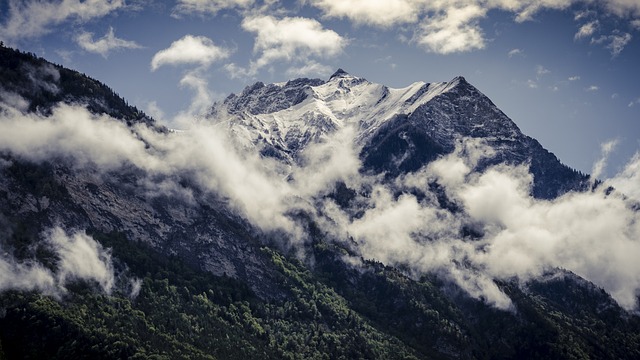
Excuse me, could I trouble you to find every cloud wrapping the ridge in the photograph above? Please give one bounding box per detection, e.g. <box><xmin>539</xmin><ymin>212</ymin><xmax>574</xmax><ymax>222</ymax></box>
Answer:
<box><xmin>240</xmin><ymin>14</ymin><xmax>347</xmax><ymax>74</ymax></box>
<box><xmin>0</xmin><ymin>227</ymin><xmax>115</xmax><ymax>295</ymax></box>
<box><xmin>0</xmin><ymin>104</ymin><xmax>157</xmax><ymax>170</ymax></box>
<box><xmin>0</xmin><ymin>0</ymin><xmax>125</xmax><ymax>41</ymax></box>
<box><xmin>3</xmin><ymin>96</ymin><xmax>640</xmax><ymax>311</ymax></box>
<box><xmin>76</xmin><ymin>27</ymin><xmax>142</xmax><ymax>57</ymax></box>
<box><xmin>151</xmin><ymin>35</ymin><xmax>231</xmax><ymax>71</ymax></box>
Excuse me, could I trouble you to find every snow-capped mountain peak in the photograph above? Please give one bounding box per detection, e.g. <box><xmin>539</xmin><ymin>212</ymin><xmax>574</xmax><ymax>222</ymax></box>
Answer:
<box><xmin>208</xmin><ymin>71</ymin><xmax>476</xmax><ymax>162</ymax></box>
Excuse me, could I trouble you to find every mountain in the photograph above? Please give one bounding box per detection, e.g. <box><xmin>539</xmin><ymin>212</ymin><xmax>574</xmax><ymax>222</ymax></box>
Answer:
<box><xmin>1</xmin><ymin>46</ymin><xmax>639</xmax><ymax>359</ymax></box>
<box><xmin>210</xmin><ymin>69</ymin><xmax>588</xmax><ymax>199</ymax></box>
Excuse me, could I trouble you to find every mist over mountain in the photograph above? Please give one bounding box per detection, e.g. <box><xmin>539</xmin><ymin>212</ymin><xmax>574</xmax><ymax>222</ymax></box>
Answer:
<box><xmin>1</xmin><ymin>45</ymin><xmax>640</xmax><ymax>359</ymax></box>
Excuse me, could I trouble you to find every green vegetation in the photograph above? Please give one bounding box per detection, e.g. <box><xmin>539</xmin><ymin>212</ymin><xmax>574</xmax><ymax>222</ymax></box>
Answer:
<box><xmin>2</xmin><ymin>230</ymin><xmax>639</xmax><ymax>359</ymax></box>
<box><xmin>0</xmin><ymin>232</ymin><xmax>419</xmax><ymax>359</ymax></box>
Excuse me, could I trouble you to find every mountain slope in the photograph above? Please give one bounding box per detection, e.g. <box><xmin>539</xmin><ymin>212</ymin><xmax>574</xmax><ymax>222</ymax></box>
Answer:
<box><xmin>210</xmin><ymin>69</ymin><xmax>588</xmax><ymax>198</ymax></box>
<box><xmin>1</xmin><ymin>46</ymin><xmax>639</xmax><ymax>359</ymax></box>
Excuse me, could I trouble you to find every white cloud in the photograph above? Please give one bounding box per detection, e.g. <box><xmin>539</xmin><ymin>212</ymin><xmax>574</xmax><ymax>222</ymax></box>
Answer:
<box><xmin>151</xmin><ymin>35</ymin><xmax>231</xmax><ymax>71</ymax></box>
<box><xmin>49</xmin><ymin>227</ymin><xmax>115</xmax><ymax>293</ymax></box>
<box><xmin>0</xmin><ymin>0</ymin><xmax>125</xmax><ymax>42</ymax></box>
<box><xmin>75</xmin><ymin>27</ymin><xmax>142</xmax><ymax>58</ymax></box>
<box><xmin>5</xmin><ymin>91</ymin><xmax>640</xmax><ymax>312</ymax></box>
<box><xmin>628</xmin><ymin>97</ymin><xmax>640</xmax><ymax>107</ymax></box>
<box><xmin>609</xmin><ymin>152</ymin><xmax>640</xmax><ymax>202</ymax></box>
<box><xmin>586</xmin><ymin>85</ymin><xmax>599</xmax><ymax>91</ymax></box>
<box><xmin>285</xmin><ymin>61</ymin><xmax>333</xmax><ymax>78</ymax></box>
<box><xmin>0</xmin><ymin>227</ymin><xmax>115</xmax><ymax>296</ymax></box>
<box><xmin>507</xmin><ymin>48</ymin><xmax>524</xmax><ymax>58</ymax></box>
<box><xmin>591</xmin><ymin>139</ymin><xmax>618</xmax><ymax>181</ymax></box>
<box><xmin>178</xmin><ymin>69</ymin><xmax>215</xmax><ymax>116</ymax></box>
<box><xmin>536</xmin><ymin>64</ymin><xmax>550</xmax><ymax>75</ymax></box>
<box><xmin>632</xmin><ymin>19</ymin><xmax>640</xmax><ymax>30</ymax></box>
<box><xmin>603</xmin><ymin>0</ymin><xmax>640</xmax><ymax>17</ymax></box>
<box><xmin>416</xmin><ymin>5</ymin><xmax>486</xmax><ymax>54</ymax></box>
<box><xmin>241</xmin><ymin>15</ymin><xmax>347</xmax><ymax>73</ymax></box>
<box><xmin>308</xmin><ymin>0</ymin><xmax>425</xmax><ymax>27</ymax></box>
<box><xmin>568</xmin><ymin>75</ymin><xmax>581</xmax><ymax>81</ymax></box>
<box><xmin>306</xmin><ymin>0</ymin><xmax>636</xmax><ymax>55</ymax></box>
<box><xmin>0</xmin><ymin>104</ymin><xmax>156</xmax><ymax>170</ymax></box>
<box><xmin>592</xmin><ymin>32</ymin><xmax>632</xmax><ymax>57</ymax></box>
<box><xmin>575</xmin><ymin>20</ymin><xmax>599</xmax><ymax>39</ymax></box>
<box><xmin>172</xmin><ymin>0</ymin><xmax>254</xmax><ymax>17</ymax></box>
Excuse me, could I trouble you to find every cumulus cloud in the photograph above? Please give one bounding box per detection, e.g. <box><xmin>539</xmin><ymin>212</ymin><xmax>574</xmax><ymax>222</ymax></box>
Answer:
<box><xmin>568</xmin><ymin>75</ymin><xmax>581</xmax><ymax>81</ymax></box>
<box><xmin>0</xmin><ymin>0</ymin><xmax>125</xmax><ymax>42</ymax></box>
<box><xmin>308</xmin><ymin>0</ymin><xmax>425</xmax><ymax>27</ymax></box>
<box><xmin>0</xmin><ymin>227</ymin><xmax>115</xmax><ymax>296</ymax></box>
<box><xmin>416</xmin><ymin>4</ymin><xmax>486</xmax><ymax>54</ymax></box>
<box><xmin>240</xmin><ymin>14</ymin><xmax>347</xmax><ymax>74</ymax></box>
<box><xmin>151</xmin><ymin>35</ymin><xmax>231</xmax><ymax>71</ymax></box>
<box><xmin>603</xmin><ymin>0</ymin><xmax>640</xmax><ymax>17</ymax></box>
<box><xmin>307</xmin><ymin>0</ymin><xmax>637</xmax><ymax>55</ymax></box>
<box><xmin>172</xmin><ymin>0</ymin><xmax>254</xmax><ymax>17</ymax></box>
<box><xmin>76</xmin><ymin>27</ymin><xmax>142</xmax><ymax>58</ymax></box>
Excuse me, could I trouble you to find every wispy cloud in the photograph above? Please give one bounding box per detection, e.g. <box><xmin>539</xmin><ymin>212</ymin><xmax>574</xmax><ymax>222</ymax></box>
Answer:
<box><xmin>172</xmin><ymin>0</ymin><xmax>254</xmax><ymax>17</ymax></box>
<box><xmin>568</xmin><ymin>75</ymin><xmax>581</xmax><ymax>81</ymax></box>
<box><xmin>3</xmin><ymin>97</ymin><xmax>640</xmax><ymax>311</ymax></box>
<box><xmin>536</xmin><ymin>65</ymin><xmax>550</xmax><ymax>76</ymax></box>
<box><xmin>0</xmin><ymin>0</ymin><xmax>125</xmax><ymax>42</ymax></box>
<box><xmin>592</xmin><ymin>32</ymin><xmax>632</xmax><ymax>57</ymax></box>
<box><xmin>574</xmin><ymin>20</ymin><xmax>599</xmax><ymax>40</ymax></box>
<box><xmin>76</xmin><ymin>27</ymin><xmax>142</xmax><ymax>58</ymax></box>
<box><xmin>507</xmin><ymin>48</ymin><xmax>524</xmax><ymax>58</ymax></box>
<box><xmin>586</xmin><ymin>85</ymin><xmax>599</xmax><ymax>92</ymax></box>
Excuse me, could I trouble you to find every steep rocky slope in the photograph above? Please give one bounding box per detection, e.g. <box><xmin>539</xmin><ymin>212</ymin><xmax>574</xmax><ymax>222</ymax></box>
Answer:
<box><xmin>0</xmin><ymin>46</ymin><xmax>638</xmax><ymax>359</ymax></box>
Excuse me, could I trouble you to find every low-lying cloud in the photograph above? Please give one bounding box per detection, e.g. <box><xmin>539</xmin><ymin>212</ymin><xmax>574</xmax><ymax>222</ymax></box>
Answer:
<box><xmin>0</xmin><ymin>227</ymin><xmax>115</xmax><ymax>296</ymax></box>
<box><xmin>2</xmin><ymin>97</ymin><xmax>640</xmax><ymax>312</ymax></box>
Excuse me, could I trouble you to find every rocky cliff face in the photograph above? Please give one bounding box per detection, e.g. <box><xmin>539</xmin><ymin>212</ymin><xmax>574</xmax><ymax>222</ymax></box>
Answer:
<box><xmin>1</xmin><ymin>47</ymin><xmax>638</xmax><ymax>360</ymax></box>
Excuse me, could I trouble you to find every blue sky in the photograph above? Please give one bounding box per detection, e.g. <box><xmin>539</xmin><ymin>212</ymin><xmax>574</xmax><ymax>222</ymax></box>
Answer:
<box><xmin>1</xmin><ymin>0</ymin><xmax>639</xmax><ymax>176</ymax></box>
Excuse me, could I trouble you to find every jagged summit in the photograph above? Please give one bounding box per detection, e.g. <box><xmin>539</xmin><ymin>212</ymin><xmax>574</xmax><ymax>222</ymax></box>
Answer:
<box><xmin>208</xmin><ymin>72</ymin><xmax>587</xmax><ymax>198</ymax></box>
<box><xmin>329</xmin><ymin>68</ymin><xmax>350</xmax><ymax>79</ymax></box>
